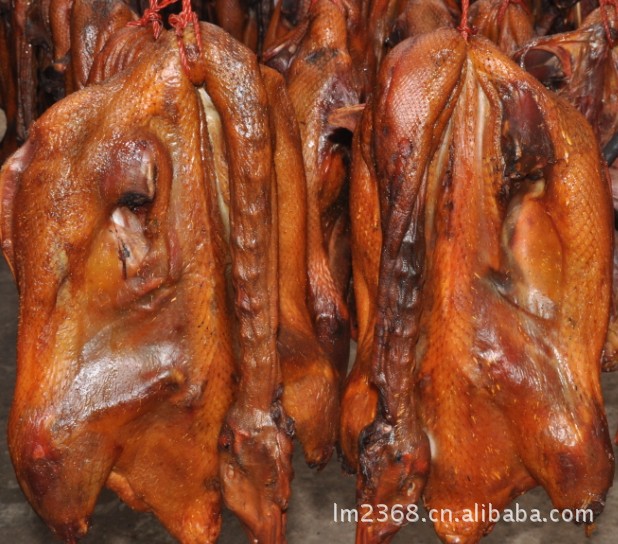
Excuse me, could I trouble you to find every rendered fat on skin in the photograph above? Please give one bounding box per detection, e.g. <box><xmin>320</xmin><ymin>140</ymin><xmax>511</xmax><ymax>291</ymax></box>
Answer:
<box><xmin>349</xmin><ymin>28</ymin><xmax>614</xmax><ymax>544</ymax></box>
<box><xmin>0</xmin><ymin>24</ymin><xmax>295</xmax><ymax>544</ymax></box>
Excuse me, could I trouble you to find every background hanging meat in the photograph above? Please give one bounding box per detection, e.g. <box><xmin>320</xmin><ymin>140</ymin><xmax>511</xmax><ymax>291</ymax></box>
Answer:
<box><xmin>347</xmin><ymin>26</ymin><xmax>615</xmax><ymax>544</ymax></box>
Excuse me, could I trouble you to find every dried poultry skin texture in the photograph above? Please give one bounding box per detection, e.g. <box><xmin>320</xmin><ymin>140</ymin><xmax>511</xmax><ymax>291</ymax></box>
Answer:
<box><xmin>469</xmin><ymin>0</ymin><xmax>535</xmax><ymax>56</ymax></box>
<box><xmin>278</xmin><ymin>0</ymin><xmax>357</xmax><ymax>379</ymax></box>
<box><xmin>349</xmin><ymin>0</ymin><xmax>456</xmax><ymax>98</ymax></box>
<box><xmin>0</xmin><ymin>24</ymin><xmax>295</xmax><ymax>544</ymax></box>
<box><xmin>350</xmin><ymin>29</ymin><xmax>614</xmax><ymax>543</ymax></box>
<box><xmin>340</xmin><ymin>0</ymin><xmax>454</xmax><ymax>472</ymax></box>
<box><xmin>265</xmin><ymin>0</ymin><xmax>360</xmax><ymax>464</ymax></box>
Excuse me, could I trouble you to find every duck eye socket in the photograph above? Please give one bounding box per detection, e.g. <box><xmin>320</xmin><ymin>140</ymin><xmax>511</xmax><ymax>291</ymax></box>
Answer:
<box><xmin>102</xmin><ymin>140</ymin><xmax>158</xmax><ymax>207</ymax></box>
<box><xmin>118</xmin><ymin>190</ymin><xmax>154</xmax><ymax>211</ymax></box>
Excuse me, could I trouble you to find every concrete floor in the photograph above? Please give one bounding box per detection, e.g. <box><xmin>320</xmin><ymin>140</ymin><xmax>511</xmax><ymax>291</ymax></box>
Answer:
<box><xmin>2</xmin><ymin>255</ymin><xmax>618</xmax><ymax>543</ymax></box>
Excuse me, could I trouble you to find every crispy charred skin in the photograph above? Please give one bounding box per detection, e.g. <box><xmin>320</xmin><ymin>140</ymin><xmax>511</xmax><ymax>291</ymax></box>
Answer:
<box><xmin>265</xmin><ymin>0</ymin><xmax>359</xmax><ymax>382</ymax></box>
<box><xmin>469</xmin><ymin>0</ymin><xmax>535</xmax><ymax>55</ymax></box>
<box><xmin>515</xmin><ymin>7</ymin><xmax>618</xmax><ymax>147</ymax></box>
<box><xmin>353</xmin><ymin>28</ymin><xmax>614</xmax><ymax>543</ymax></box>
<box><xmin>0</xmin><ymin>23</ymin><xmax>295</xmax><ymax>543</ymax></box>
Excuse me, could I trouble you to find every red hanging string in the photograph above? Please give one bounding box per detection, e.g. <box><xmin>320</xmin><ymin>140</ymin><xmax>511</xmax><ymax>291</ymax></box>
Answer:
<box><xmin>127</xmin><ymin>0</ymin><xmax>178</xmax><ymax>40</ymax></box>
<box><xmin>458</xmin><ymin>0</ymin><xmax>472</xmax><ymax>40</ymax></box>
<box><xmin>169</xmin><ymin>0</ymin><xmax>203</xmax><ymax>70</ymax></box>
<box><xmin>127</xmin><ymin>0</ymin><xmax>203</xmax><ymax>72</ymax></box>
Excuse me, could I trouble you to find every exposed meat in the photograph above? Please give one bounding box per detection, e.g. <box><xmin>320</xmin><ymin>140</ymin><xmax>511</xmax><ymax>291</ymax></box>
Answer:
<box><xmin>348</xmin><ymin>28</ymin><xmax>614</xmax><ymax>543</ymax></box>
<box><xmin>0</xmin><ymin>23</ymin><xmax>301</xmax><ymax>543</ymax></box>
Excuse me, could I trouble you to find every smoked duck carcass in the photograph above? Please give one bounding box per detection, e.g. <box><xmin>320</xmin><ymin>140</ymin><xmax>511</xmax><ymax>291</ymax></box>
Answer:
<box><xmin>344</xmin><ymin>0</ymin><xmax>456</xmax><ymax>98</ymax></box>
<box><xmin>11</xmin><ymin>0</ymin><xmax>138</xmax><ymax>143</ymax></box>
<box><xmin>263</xmin><ymin>0</ymin><xmax>361</xmax><ymax>464</ymax></box>
<box><xmin>339</xmin><ymin>0</ymin><xmax>456</xmax><ymax>473</ymax></box>
<box><xmin>0</xmin><ymin>19</ymin><xmax>336</xmax><ymax>541</ymax></box>
<box><xmin>346</xmin><ymin>22</ymin><xmax>615</xmax><ymax>544</ymax></box>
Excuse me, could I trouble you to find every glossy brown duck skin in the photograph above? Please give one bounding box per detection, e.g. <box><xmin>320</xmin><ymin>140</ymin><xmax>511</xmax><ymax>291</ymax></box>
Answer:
<box><xmin>0</xmin><ymin>23</ymin><xmax>292</xmax><ymax>543</ymax></box>
<box><xmin>424</xmin><ymin>33</ymin><xmax>613</xmax><ymax>541</ymax></box>
<box><xmin>261</xmin><ymin>66</ymin><xmax>340</xmax><ymax>467</ymax></box>
<box><xmin>516</xmin><ymin>8</ymin><xmax>618</xmax><ymax>368</ymax></box>
<box><xmin>339</xmin><ymin>0</ymin><xmax>454</xmax><ymax>475</ymax></box>
<box><xmin>339</xmin><ymin>108</ymin><xmax>380</xmax><ymax>471</ymax></box>
<box><xmin>185</xmin><ymin>26</ymin><xmax>294</xmax><ymax>542</ymax></box>
<box><xmin>388</xmin><ymin>0</ymin><xmax>455</xmax><ymax>45</ymax></box>
<box><xmin>515</xmin><ymin>7</ymin><xmax>618</xmax><ymax>147</ymax></box>
<box><xmin>68</xmin><ymin>0</ymin><xmax>137</xmax><ymax>89</ymax></box>
<box><xmin>264</xmin><ymin>0</ymin><xmax>357</xmax><ymax>468</ymax></box>
<box><xmin>12</xmin><ymin>0</ymin><xmax>137</xmax><ymax>140</ymax></box>
<box><xmin>48</xmin><ymin>0</ymin><xmax>74</xmax><ymax>74</ymax></box>
<box><xmin>265</xmin><ymin>0</ymin><xmax>359</xmax><ymax>382</ymax></box>
<box><xmin>349</xmin><ymin>0</ymin><xmax>456</xmax><ymax>98</ymax></box>
<box><xmin>354</xmin><ymin>29</ymin><xmax>614</xmax><ymax>543</ymax></box>
<box><xmin>214</xmin><ymin>0</ymin><xmax>258</xmax><ymax>50</ymax></box>
<box><xmin>13</xmin><ymin>0</ymin><xmax>49</xmax><ymax>141</ymax></box>
<box><xmin>469</xmin><ymin>0</ymin><xmax>535</xmax><ymax>55</ymax></box>
<box><xmin>213</xmin><ymin>0</ymin><xmax>276</xmax><ymax>52</ymax></box>
<box><xmin>96</xmin><ymin>16</ymin><xmax>330</xmax><ymax>532</ymax></box>
<box><xmin>353</xmin><ymin>32</ymin><xmax>464</xmax><ymax>542</ymax></box>
<box><xmin>263</xmin><ymin>0</ymin><xmax>313</xmax><ymax>49</ymax></box>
